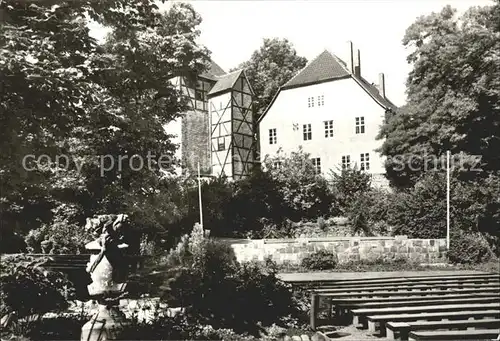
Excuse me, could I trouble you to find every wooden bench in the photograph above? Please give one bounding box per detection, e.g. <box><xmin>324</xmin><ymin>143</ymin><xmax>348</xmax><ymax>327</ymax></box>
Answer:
<box><xmin>331</xmin><ymin>292</ymin><xmax>497</xmax><ymax>305</ymax></box>
<box><xmin>293</xmin><ymin>273</ymin><xmax>500</xmax><ymax>288</ymax></box>
<box><xmin>339</xmin><ymin>295</ymin><xmax>500</xmax><ymax>313</ymax></box>
<box><xmin>408</xmin><ymin>328</ymin><xmax>500</xmax><ymax>340</ymax></box>
<box><xmin>366</xmin><ymin>309</ymin><xmax>500</xmax><ymax>335</ymax></box>
<box><xmin>314</xmin><ymin>282</ymin><xmax>499</xmax><ymax>294</ymax></box>
<box><xmin>310</xmin><ymin>291</ymin><xmax>499</xmax><ymax>328</ymax></box>
<box><xmin>352</xmin><ymin>302</ymin><xmax>500</xmax><ymax>326</ymax></box>
<box><xmin>317</xmin><ymin>287</ymin><xmax>500</xmax><ymax>299</ymax></box>
<box><xmin>387</xmin><ymin>319</ymin><xmax>500</xmax><ymax>341</ymax></box>
<box><xmin>312</xmin><ymin>277</ymin><xmax>500</xmax><ymax>290</ymax></box>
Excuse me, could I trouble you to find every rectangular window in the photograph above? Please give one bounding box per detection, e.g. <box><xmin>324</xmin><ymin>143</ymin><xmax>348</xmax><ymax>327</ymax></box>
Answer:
<box><xmin>269</xmin><ymin>128</ymin><xmax>277</xmax><ymax>144</ymax></box>
<box><xmin>342</xmin><ymin>155</ymin><xmax>351</xmax><ymax>169</ymax></box>
<box><xmin>360</xmin><ymin>153</ymin><xmax>370</xmax><ymax>171</ymax></box>
<box><xmin>317</xmin><ymin>95</ymin><xmax>324</xmax><ymax>106</ymax></box>
<box><xmin>312</xmin><ymin>158</ymin><xmax>321</xmax><ymax>174</ymax></box>
<box><xmin>195</xmin><ymin>89</ymin><xmax>204</xmax><ymax>101</ymax></box>
<box><xmin>355</xmin><ymin>116</ymin><xmax>365</xmax><ymax>134</ymax></box>
<box><xmin>273</xmin><ymin>161</ymin><xmax>282</xmax><ymax>170</ymax></box>
<box><xmin>308</xmin><ymin>97</ymin><xmax>315</xmax><ymax>108</ymax></box>
<box><xmin>324</xmin><ymin>120</ymin><xmax>334</xmax><ymax>138</ymax></box>
<box><xmin>303</xmin><ymin>124</ymin><xmax>312</xmax><ymax>140</ymax></box>
<box><xmin>217</xmin><ymin>137</ymin><xmax>225</xmax><ymax>151</ymax></box>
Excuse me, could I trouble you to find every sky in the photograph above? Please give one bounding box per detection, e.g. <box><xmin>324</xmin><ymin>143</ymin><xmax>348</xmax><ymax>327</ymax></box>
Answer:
<box><xmin>89</xmin><ymin>0</ymin><xmax>493</xmax><ymax>107</ymax></box>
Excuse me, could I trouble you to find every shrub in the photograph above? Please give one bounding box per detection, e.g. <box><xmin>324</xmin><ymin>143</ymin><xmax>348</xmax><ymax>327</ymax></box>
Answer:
<box><xmin>329</xmin><ymin>166</ymin><xmax>372</xmax><ymax>214</ymax></box>
<box><xmin>264</xmin><ymin>147</ymin><xmax>333</xmax><ymax>221</ymax></box>
<box><xmin>154</xmin><ymin>225</ymin><xmax>299</xmax><ymax>336</ymax></box>
<box><xmin>344</xmin><ymin>189</ymin><xmax>392</xmax><ymax>236</ymax></box>
<box><xmin>229</xmin><ymin>261</ymin><xmax>298</xmax><ymax>332</ymax></box>
<box><xmin>301</xmin><ymin>250</ymin><xmax>338</xmax><ymax>270</ymax></box>
<box><xmin>26</xmin><ymin>313</ymin><xmax>90</xmax><ymax>340</ymax></box>
<box><xmin>0</xmin><ymin>255</ymin><xmax>74</xmax><ymax>337</ymax></box>
<box><xmin>0</xmin><ymin>229</ymin><xmax>27</xmax><ymax>253</ymax></box>
<box><xmin>225</xmin><ymin>169</ymin><xmax>288</xmax><ymax>237</ymax></box>
<box><xmin>290</xmin><ymin>217</ymin><xmax>352</xmax><ymax>238</ymax></box>
<box><xmin>24</xmin><ymin>204</ymin><xmax>92</xmax><ymax>254</ymax></box>
<box><xmin>448</xmin><ymin>230</ymin><xmax>493</xmax><ymax>264</ymax></box>
<box><xmin>120</xmin><ymin>312</ymin><xmax>258</xmax><ymax>341</ymax></box>
<box><xmin>336</xmin><ymin>256</ymin><xmax>422</xmax><ymax>272</ymax></box>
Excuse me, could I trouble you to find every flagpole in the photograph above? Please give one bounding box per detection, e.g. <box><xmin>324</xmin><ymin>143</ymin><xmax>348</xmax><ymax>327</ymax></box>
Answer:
<box><xmin>446</xmin><ymin>150</ymin><xmax>450</xmax><ymax>250</ymax></box>
<box><xmin>197</xmin><ymin>162</ymin><xmax>203</xmax><ymax>229</ymax></box>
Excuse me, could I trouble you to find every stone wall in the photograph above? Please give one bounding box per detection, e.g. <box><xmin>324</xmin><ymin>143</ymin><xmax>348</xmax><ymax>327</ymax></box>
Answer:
<box><xmin>228</xmin><ymin>236</ymin><xmax>447</xmax><ymax>265</ymax></box>
<box><xmin>181</xmin><ymin>110</ymin><xmax>211</xmax><ymax>175</ymax></box>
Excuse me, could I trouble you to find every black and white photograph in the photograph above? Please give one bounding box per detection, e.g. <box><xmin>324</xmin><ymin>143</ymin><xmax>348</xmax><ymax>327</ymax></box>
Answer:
<box><xmin>1</xmin><ymin>0</ymin><xmax>499</xmax><ymax>340</ymax></box>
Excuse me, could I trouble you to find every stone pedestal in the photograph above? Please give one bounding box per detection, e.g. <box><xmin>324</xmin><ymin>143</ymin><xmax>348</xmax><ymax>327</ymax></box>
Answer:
<box><xmin>81</xmin><ymin>237</ymin><xmax>130</xmax><ymax>341</ymax></box>
<box><xmin>81</xmin><ymin>304</ymin><xmax>127</xmax><ymax>341</ymax></box>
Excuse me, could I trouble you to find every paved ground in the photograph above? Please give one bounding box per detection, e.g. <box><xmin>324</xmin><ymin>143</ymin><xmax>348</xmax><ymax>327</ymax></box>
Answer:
<box><xmin>278</xmin><ymin>270</ymin><xmax>493</xmax><ymax>282</ymax></box>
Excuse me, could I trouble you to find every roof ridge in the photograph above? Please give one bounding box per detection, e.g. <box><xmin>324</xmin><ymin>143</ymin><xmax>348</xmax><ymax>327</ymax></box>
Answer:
<box><xmin>215</xmin><ymin>69</ymin><xmax>242</xmax><ymax>78</ymax></box>
<box><xmin>283</xmin><ymin>49</ymin><xmax>326</xmax><ymax>87</ymax></box>
<box><xmin>326</xmin><ymin>50</ymin><xmax>350</xmax><ymax>73</ymax></box>
<box><xmin>282</xmin><ymin>49</ymin><xmax>350</xmax><ymax>89</ymax></box>
<box><xmin>207</xmin><ymin>69</ymin><xmax>243</xmax><ymax>96</ymax></box>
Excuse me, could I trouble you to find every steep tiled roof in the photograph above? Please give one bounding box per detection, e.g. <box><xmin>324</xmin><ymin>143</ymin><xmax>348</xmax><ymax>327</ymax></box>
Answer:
<box><xmin>207</xmin><ymin>70</ymin><xmax>243</xmax><ymax>96</ymax></box>
<box><xmin>258</xmin><ymin>49</ymin><xmax>397</xmax><ymax>123</ymax></box>
<box><xmin>353</xmin><ymin>76</ymin><xmax>397</xmax><ymax>110</ymax></box>
<box><xmin>200</xmin><ymin>60</ymin><xmax>227</xmax><ymax>80</ymax></box>
<box><xmin>282</xmin><ymin>50</ymin><xmax>350</xmax><ymax>89</ymax></box>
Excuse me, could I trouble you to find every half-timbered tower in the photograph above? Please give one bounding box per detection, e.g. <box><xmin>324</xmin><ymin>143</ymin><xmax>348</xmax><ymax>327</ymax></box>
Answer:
<box><xmin>166</xmin><ymin>61</ymin><xmax>256</xmax><ymax>180</ymax></box>
<box><xmin>207</xmin><ymin>70</ymin><xmax>256</xmax><ymax>180</ymax></box>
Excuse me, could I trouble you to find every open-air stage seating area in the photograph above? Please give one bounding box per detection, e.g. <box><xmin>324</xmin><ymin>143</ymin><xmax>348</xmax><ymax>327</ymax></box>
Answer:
<box><xmin>287</xmin><ymin>272</ymin><xmax>500</xmax><ymax>340</ymax></box>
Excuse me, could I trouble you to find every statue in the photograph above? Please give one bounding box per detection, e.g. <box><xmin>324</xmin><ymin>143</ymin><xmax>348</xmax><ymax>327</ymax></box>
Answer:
<box><xmin>81</xmin><ymin>214</ymin><xmax>132</xmax><ymax>341</ymax></box>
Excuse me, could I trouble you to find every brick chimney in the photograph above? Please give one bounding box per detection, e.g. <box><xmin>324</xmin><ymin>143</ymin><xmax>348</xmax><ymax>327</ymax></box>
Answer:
<box><xmin>353</xmin><ymin>49</ymin><xmax>361</xmax><ymax>77</ymax></box>
<box><xmin>347</xmin><ymin>41</ymin><xmax>354</xmax><ymax>74</ymax></box>
<box><xmin>378</xmin><ymin>72</ymin><xmax>386</xmax><ymax>98</ymax></box>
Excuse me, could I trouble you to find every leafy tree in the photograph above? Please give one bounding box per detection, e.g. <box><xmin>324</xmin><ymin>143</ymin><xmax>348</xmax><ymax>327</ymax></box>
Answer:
<box><xmin>378</xmin><ymin>2</ymin><xmax>500</xmax><ymax>188</ymax></box>
<box><xmin>0</xmin><ymin>1</ymin><xmax>210</xmax><ymax>246</ymax></box>
<box><xmin>263</xmin><ymin>147</ymin><xmax>332</xmax><ymax>221</ymax></box>
<box><xmin>329</xmin><ymin>166</ymin><xmax>372</xmax><ymax>214</ymax></box>
<box><xmin>385</xmin><ymin>171</ymin><xmax>500</xmax><ymax>251</ymax></box>
<box><xmin>233</xmin><ymin>38</ymin><xmax>307</xmax><ymax>118</ymax></box>
<box><xmin>224</xmin><ymin>168</ymin><xmax>287</xmax><ymax>237</ymax></box>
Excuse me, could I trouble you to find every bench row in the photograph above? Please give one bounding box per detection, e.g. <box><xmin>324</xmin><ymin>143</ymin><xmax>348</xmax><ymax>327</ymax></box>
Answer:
<box><xmin>408</xmin><ymin>328</ymin><xmax>500</xmax><ymax>341</ymax></box>
<box><xmin>313</xmin><ymin>282</ymin><xmax>499</xmax><ymax>293</ymax></box>
<box><xmin>367</xmin><ymin>310</ymin><xmax>500</xmax><ymax>336</ymax></box>
<box><xmin>290</xmin><ymin>273</ymin><xmax>500</xmax><ymax>287</ymax></box>
<box><xmin>387</xmin><ymin>319</ymin><xmax>500</xmax><ymax>340</ymax></box>
<box><xmin>310</xmin><ymin>290</ymin><xmax>500</xmax><ymax>330</ymax></box>
<box><xmin>353</xmin><ymin>302</ymin><xmax>500</xmax><ymax>327</ymax></box>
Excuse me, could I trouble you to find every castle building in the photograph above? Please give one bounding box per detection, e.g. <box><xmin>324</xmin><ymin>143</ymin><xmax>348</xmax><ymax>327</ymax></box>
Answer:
<box><xmin>258</xmin><ymin>42</ymin><xmax>397</xmax><ymax>186</ymax></box>
<box><xmin>165</xmin><ymin>61</ymin><xmax>257</xmax><ymax>180</ymax></box>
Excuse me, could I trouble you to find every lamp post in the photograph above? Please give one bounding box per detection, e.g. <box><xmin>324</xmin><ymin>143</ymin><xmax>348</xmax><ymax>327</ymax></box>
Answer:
<box><xmin>446</xmin><ymin>150</ymin><xmax>451</xmax><ymax>250</ymax></box>
<box><xmin>197</xmin><ymin>163</ymin><xmax>204</xmax><ymax>230</ymax></box>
